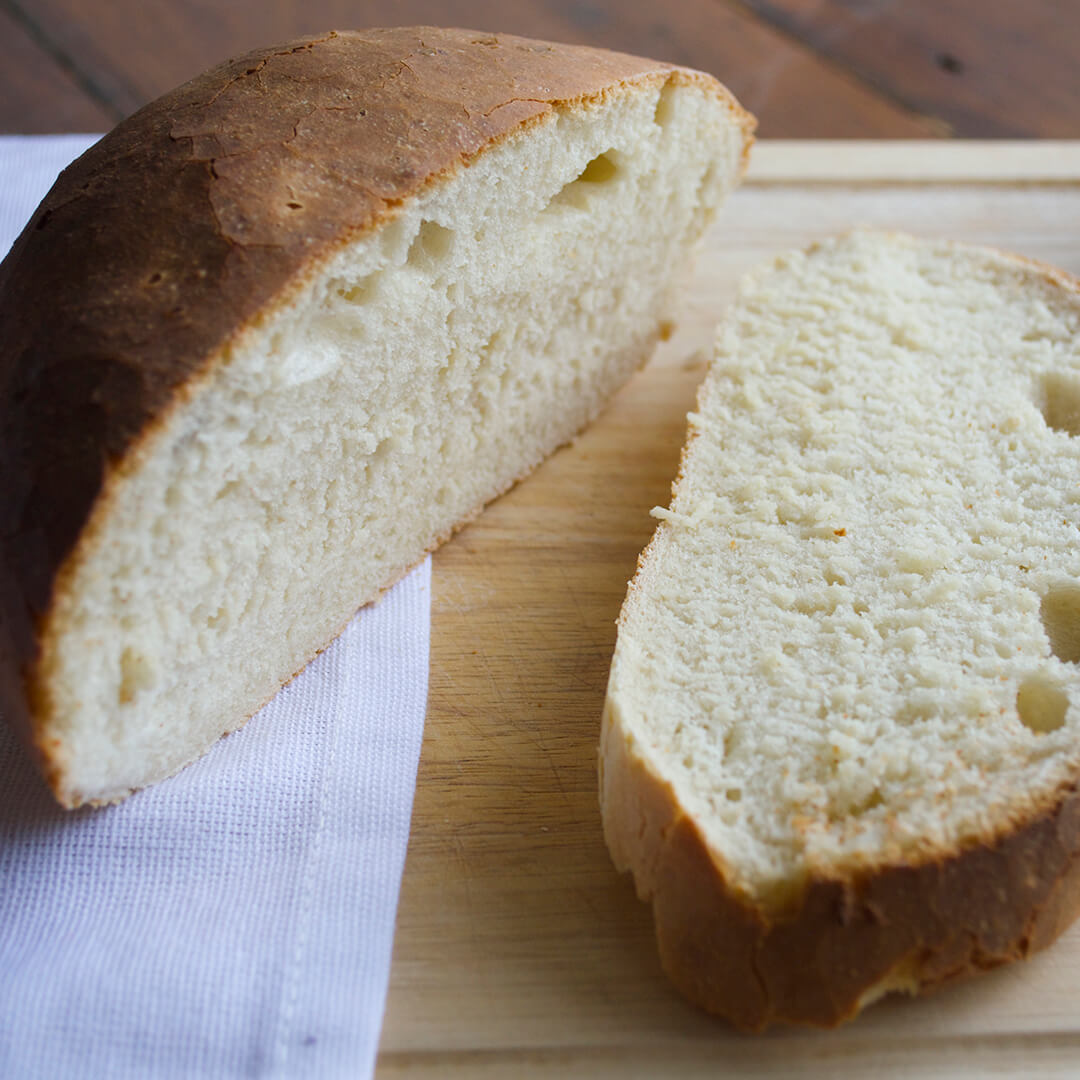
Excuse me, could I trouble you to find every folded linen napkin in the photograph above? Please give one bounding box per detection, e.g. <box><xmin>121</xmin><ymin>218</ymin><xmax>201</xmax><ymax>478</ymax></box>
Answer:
<box><xmin>0</xmin><ymin>136</ymin><xmax>431</xmax><ymax>1079</ymax></box>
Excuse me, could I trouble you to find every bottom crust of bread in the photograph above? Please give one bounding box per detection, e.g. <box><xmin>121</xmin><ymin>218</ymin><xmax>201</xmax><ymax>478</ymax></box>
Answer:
<box><xmin>600</xmin><ymin>702</ymin><xmax>1080</xmax><ymax>1030</ymax></box>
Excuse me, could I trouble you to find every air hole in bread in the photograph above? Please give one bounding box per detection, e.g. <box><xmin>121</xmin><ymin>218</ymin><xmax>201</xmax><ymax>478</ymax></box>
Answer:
<box><xmin>373</xmin><ymin>435</ymin><xmax>394</xmax><ymax>463</ymax></box>
<box><xmin>689</xmin><ymin>162</ymin><xmax>722</xmax><ymax>234</ymax></box>
<box><xmin>725</xmin><ymin>788</ymin><xmax>742</xmax><ymax>802</ymax></box>
<box><xmin>214</xmin><ymin>479</ymin><xmax>243</xmax><ymax>503</ymax></box>
<box><xmin>548</xmin><ymin>150</ymin><xmax>620</xmax><ymax>210</ymax></box>
<box><xmin>376</xmin><ymin>215</ymin><xmax>414</xmax><ymax>266</ymax></box>
<box><xmin>654</xmin><ymin>78</ymin><xmax>678</xmax><ymax>128</ymax></box>
<box><xmin>407</xmin><ymin>219</ymin><xmax>454</xmax><ymax>265</ymax></box>
<box><xmin>118</xmin><ymin>648</ymin><xmax>155</xmax><ymax>705</ymax></box>
<box><xmin>722</xmin><ymin>727</ymin><xmax>738</xmax><ymax>759</ymax></box>
<box><xmin>1039</xmin><ymin>371</ymin><xmax>1080</xmax><ymax>437</ymax></box>
<box><xmin>436</xmin><ymin>347</ymin><xmax>464</xmax><ymax>391</ymax></box>
<box><xmin>1040</xmin><ymin>584</ymin><xmax>1080</xmax><ymax>663</ymax></box>
<box><xmin>334</xmin><ymin>273</ymin><xmax>380</xmax><ymax>305</ymax></box>
<box><xmin>848</xmin><ymin>789</ymin><xmax>884</xmax><ymax>817</ymax></box>
<box><xmin>481</xmin><ymin>330</ymin><xmax>506</xmax><ymax>371</ymax></box>
<box><xmin>577</xmin><ymin>151</ymin><xmax>619</xmax><ymax>185</ymax></box>
<box><xmin>1017</xmin><ymin>675</ymin><xmax>1068</xmax><ymax>733</ymax></box>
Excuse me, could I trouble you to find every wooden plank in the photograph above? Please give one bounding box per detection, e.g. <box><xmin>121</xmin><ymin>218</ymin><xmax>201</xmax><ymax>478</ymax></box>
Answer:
<box><xmin>13</xmin><ymin>0</ymin><xmax>939</xmax><ymax>136</ymax></box>
<box><xmin>0</xmin><ymin>5</ymin><xmax>115</xmax><ymax>133</ymax></box>
<box><xmin>377</xmin><ymin>143</ymin><xmax>1080</xmax><ymax>1076</ymax></box>
<box><xmin>748</xmin><ymin>141</ymin><xmax>1080</xmax><ymax>183</ymax></box>
<box><xmin>740</xmin><ymin>0</ymin><xmax>1080</xmax><ymax>137</ymax></box>
<box><xmin>6</xmin><ymin>0</ymin><xmax>1079</xmax><ymax>138</ymax></box>
<box><xmin>379</xmin><ymin>1035</ymin><xmax>1080</xmax><ymax>1079</ymax></box>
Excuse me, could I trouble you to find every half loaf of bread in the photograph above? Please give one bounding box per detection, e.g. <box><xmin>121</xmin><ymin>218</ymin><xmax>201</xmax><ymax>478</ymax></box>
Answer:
<box><xmin>601</xmin><ymin>231</ymin><xmax>1080</xmax><ymax>1029</ymax></box>
<box><xmin>0</xmin><ymin>28</ymin><xmax>753</xmax><ymax>807</ymax></box>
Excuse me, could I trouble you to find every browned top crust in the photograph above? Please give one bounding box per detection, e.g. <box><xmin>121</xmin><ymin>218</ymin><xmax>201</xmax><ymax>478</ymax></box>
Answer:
<box><xmin>0</xmin><ymin>28</ymin><xmax>746</xmax><ymax>760</ymax></box>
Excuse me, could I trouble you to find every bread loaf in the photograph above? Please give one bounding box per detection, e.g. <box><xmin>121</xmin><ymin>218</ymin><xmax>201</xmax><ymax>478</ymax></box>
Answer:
<box><xmin>0</xmin><ymin>28</ymin><xmax>753</xmax><ymax>807</ymax></box>
<box><xmin>601</xmin><ymin>232</ymin><xmax>1080</xmax><ymax>1029</ymax></box>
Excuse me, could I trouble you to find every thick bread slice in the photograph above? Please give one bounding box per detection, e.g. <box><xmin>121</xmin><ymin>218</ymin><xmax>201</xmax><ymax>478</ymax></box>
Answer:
<box><xmin>601</xmin><ymin>231</ymin><xmax>1080</xmax><ymax>1029</ymax></box>
<box><xmin>0</xmin><ymin>28</ymin><xmax>754</xmax><ymax>807</ymax></box>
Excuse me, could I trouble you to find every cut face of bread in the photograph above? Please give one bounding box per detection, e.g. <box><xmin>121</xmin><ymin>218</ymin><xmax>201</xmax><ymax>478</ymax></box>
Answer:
<box><xmin>601</xmin><ymin>232</ymin><xmax>1080</xmax><ymax>1029</ymax></box>
<box><xmin>0</xmin><ymin>29</ymin><xmax>753</xmax><ymax>807</ymax></box>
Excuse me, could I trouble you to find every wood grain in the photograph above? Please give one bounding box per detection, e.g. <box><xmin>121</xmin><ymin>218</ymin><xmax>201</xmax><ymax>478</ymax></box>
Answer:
<box><xmin>0</xmin><ymin>0</ymin><xmax>939</xmax><ymax>136</ymax></box>
<box><xmin>0</xmin><ymin>5</ymin><xmax>116</xmax><ymax>132</ymax></box>
<box><xmin>746</xmin><ymin>140</ymin><xmax>1080</xmax><ymax>183</ymax></box>
<box><xmin>377</xmin><ymin>141</ymin><xmax>1080</xmax><ymax>1077</ymax></box>
<box><xmin>379</xmin><ymin>1034</ymin><xmax>1080</xmax><ymax>1079</ymax></box>
<box><xmin>741</xmin><ymin>0</ymin><xmax>1080</xmax><ymax>137</ymax></box>
<box><xmin>5</xmin><ymin>1</ymin><xmax>1080</xmax><ymax>138</ymax></box>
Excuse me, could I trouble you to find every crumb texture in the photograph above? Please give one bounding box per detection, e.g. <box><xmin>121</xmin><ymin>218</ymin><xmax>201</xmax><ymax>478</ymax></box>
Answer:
<box><xmin>38</xmin><ymin>73</ymin><xmax>746</xmax><ymax>805</ymax></box>
<box><xmin>605</xmin><ymin>232</ymin><xmax>1080</xmax><ymax>909</ymax></box>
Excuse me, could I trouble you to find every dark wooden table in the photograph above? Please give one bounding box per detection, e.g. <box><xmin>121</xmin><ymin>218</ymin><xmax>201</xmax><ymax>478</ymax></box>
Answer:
<box><xmin>2</xmin><ymin>0</ymin><xmax>1077</xmax><ymax>138</ymax></box>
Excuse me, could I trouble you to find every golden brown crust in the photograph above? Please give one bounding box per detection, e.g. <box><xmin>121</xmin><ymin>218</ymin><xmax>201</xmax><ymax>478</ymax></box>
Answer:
<box><xmin>601</xmin><ymin>703</ymin><xmax>1080</xmax><ymax>1030</ymax></box>
<box><xmin>0</xmin><ymin>27</ymin><xmax>752</xmax><ymax>796</ymax></box>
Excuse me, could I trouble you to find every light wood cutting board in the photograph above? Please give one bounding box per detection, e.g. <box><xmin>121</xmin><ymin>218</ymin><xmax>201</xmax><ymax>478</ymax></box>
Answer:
<box><xmin>377</xmin><ymin>142</ymin><xmax>1080</xmax><ymax>1078</ymax></box>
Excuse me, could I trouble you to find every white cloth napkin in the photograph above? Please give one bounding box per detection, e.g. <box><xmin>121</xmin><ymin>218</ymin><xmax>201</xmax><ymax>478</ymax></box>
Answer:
<box><xmin>0</xmin><ymin>136</ymin><xmax>431</xmax><ymax>1079</ymax></box>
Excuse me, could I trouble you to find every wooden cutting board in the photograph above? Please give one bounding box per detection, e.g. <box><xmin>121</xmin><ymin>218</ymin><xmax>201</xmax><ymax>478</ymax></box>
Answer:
<box><xmin>377</xmin><ymin>141</ymin><xmax>1080</xmax><ymax>1078</ymax></box>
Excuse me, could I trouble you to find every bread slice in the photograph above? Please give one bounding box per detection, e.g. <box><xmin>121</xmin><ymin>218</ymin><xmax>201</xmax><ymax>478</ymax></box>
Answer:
<box><xmin>0</xmin><ymin>29</ymin><xmax>753</xmax><ymax>808</ymax></box>
<box><xmin>601</xmin><ymin>231</ymin><xmax>1080</xmax><ymax>1029</ymax></box>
